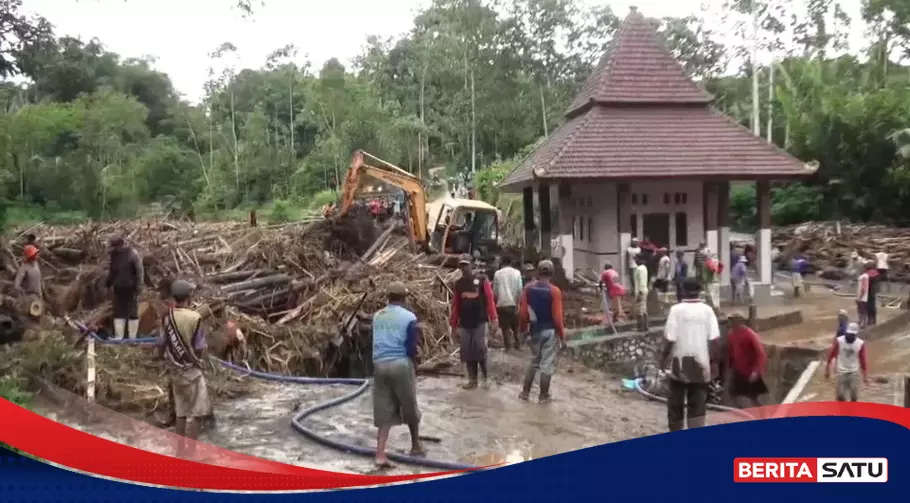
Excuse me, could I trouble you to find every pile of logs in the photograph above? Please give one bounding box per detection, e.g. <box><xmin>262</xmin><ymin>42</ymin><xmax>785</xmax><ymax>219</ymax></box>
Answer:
<box><xmin>6</xmin><ymin>214</ymin><xmax>460</xmax><ymax>376</ymax></box>
<box><xmin>772</xmin><ymin>221</ymin><xmax>910</xmax><ymax>282</ymax></box>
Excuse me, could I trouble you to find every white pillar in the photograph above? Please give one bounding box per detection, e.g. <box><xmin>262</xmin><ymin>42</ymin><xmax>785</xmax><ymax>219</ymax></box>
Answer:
<box><xmin>706</xmin><ymin>229</ymin><xmax>719</xmax><ymax>259</ymax></box>
<box><xmin>759</xmin><ymin>228</ymin><xmax>772</xmax><ymax>283</ymax></box>
<box><xmin>719</xmin><ymin>226</ymin><xmax>731</xmax><ymax>285</ymax></box>
<box><xmin>619</xmin><ymin>232</ymin><xmax>631</xmax><ymax>287</ymax></box>
<box><xmin>559</xmin><ymin>233</ymin><xmax>574</xmax><ymax>278</ymax></box>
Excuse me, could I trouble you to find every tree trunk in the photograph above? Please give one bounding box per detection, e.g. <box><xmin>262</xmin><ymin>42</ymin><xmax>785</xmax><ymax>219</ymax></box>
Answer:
<box><xmin>539</xmin><ymin>84</ymin><xmax>549</xmax><ymax>137</ymax></box>
<box><xmin>230</xmin><ymin>87</ymin><xmax>240</xmax><ymax>195</ymax></box>
<box><xmin>470</xmin><ymin>68</ymin><xmax>476</xmax><ymax>174</ymax></box>
<box><xmin>750</xmin><ymin>0</ymin><xmax>761</xmax><ymax>137</ymax></box>
<box><xmin>766</xmin><ymin>58</ymin><xmax>775</xmax><ymax>142</ymax></box>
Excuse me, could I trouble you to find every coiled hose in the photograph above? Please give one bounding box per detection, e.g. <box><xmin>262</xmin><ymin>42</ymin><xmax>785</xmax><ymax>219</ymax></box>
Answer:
<box><xmin>74</xmin><ymin>325</ymin><xmax>475</xmax><ymax>471</ymax></box>
<box><xmin>633</xmin><ymin>379</ymin><xmax>756</xmax><ymax>420</ymax></box>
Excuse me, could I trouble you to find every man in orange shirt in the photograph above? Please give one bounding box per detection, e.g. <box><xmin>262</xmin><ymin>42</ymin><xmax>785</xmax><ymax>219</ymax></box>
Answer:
<box><xmin>518</xmin><ymin>260</ymin><xmax>567</xmax><ymax>404</ymax></box>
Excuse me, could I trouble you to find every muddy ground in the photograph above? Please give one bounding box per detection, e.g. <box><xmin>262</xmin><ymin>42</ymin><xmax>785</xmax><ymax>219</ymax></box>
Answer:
<box><xmin>33</xmin><ymin>349</ymin><xmax>745</xmax><ymax>474</ymax></box>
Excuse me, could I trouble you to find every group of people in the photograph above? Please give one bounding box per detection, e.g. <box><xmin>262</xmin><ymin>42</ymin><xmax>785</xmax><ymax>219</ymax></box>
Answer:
<box><xmin>370</xmin><ymin>254</ymin><xmax>566</xmax><ymax>467</ymax></box>
<box><xmin>597</xmin><ymin>239</ymin><xmax>736</xmax><ymax>333</ymax></box>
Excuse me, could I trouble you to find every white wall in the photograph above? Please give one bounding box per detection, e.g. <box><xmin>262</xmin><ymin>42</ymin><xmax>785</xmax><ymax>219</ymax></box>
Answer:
<box><xmin>558</xmin><ymin>180</ymin><xmax>706</xmax><ymax>281</ymax></box>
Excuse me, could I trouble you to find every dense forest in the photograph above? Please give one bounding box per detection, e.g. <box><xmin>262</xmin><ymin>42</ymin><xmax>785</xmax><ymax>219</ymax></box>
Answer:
<box><xmin>1</xmin><ymin>0</ymin><xmax>910</xmax><ymax>229</ymax></box>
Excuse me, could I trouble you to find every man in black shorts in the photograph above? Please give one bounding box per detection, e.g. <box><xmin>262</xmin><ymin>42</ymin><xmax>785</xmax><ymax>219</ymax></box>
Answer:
<box><xmin>726</xmin><ymin>313</ymin><xmax>769</xmax><ymax>410</ymax></box>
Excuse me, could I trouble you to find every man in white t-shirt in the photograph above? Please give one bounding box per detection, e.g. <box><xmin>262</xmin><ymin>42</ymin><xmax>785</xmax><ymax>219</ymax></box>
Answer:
<box><xmin>659</xmin><ymin>277</ymin><xmax>720</xmax><ymax>432</ymax></box>
<box><xmin>856</xmin><ymin>261</ymin><xmax>873</xmax><ymax>327</ymax></box>
<box><xmin>493</xmin><ymin>256</ymin><xmax>523</xmax><ymax>351</ymax></box>
<box><xmin>627</xmin><ymin>238</ymin><xmax>642</xmax><ymax>293</ymax></box>
<box><xmin>875</xmin><ymin>250</ymin><xmax>889</xmax><ymax>282</ymax></box>
<box><xmin>825</xmin><ymin>322</ymin><xmax>868</xmax><ymax>402</ymax></box>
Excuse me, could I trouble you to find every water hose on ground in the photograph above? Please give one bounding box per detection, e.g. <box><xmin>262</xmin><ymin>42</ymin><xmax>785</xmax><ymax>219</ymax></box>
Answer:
<box><xmin>632</xmin><ymin>379</ymin><xmax>756</xmax><ymax>420</ymax></box>
<box><xmin>71</xmin><ymin>325</ymin><xmax>476</xmax><ymax>471</ymax></box>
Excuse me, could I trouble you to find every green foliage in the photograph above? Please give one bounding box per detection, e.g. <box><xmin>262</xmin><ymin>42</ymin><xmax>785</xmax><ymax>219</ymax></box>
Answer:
<box><xmin>2</xmin><ymin>0</ymin><xmax>910</xmax><ymax>230</ymax></box>
<box><xmin>0</xmin><ymin>375</ymin><xmax>31</xmax><ymax>407</ymax></box>
<box><xmin>269</xmin><ymin>199</ymin><xmax>292</xmax><ymax>223</ymax></box>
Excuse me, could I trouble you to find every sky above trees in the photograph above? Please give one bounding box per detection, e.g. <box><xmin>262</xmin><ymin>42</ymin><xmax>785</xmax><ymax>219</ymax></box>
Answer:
<box><xmin>26</xmin><ymin>0</ymin><xmax>866</xmax><ymax>103</ymax></box>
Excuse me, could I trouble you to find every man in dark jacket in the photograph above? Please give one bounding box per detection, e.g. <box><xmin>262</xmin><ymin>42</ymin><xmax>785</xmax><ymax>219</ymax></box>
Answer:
<box><xmin>106</xmin><ymin>236</ymin><xmax>145</xmax><ymax>340</ymax></box>
<box><xmin>449</xmin><ymin>254</ymin><xmax>498</xmax><ymax>389</ymax></box>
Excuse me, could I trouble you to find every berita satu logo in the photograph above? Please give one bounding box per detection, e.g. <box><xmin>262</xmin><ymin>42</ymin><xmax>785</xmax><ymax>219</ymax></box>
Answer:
<box><xmin>734</xmin><ymin>458</ymin><xmax>888</xmax><ymax>483</ymax></box>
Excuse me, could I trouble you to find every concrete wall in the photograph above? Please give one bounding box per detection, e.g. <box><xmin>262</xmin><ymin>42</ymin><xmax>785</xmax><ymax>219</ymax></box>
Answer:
<box><xmin>560</xmin><ymin>181</ymin><xmax>704</xmax><ymax>279</ymax></box>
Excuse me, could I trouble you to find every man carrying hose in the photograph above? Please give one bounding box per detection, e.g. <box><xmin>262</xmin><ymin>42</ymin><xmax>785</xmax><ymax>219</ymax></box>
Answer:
<box><xmin>156</xmin><ymin>280</ymin><xmax>210</xmax><ymax>459</ymax></box>
<box><xmin>518</xmin><ymin>260</ymin><xmax>567</xmax><ymax>404</ymax></box>
<box><xmin>371</xmin><ymin>282</ymin><xmax>424</xmax><ymax>468</ymax></box>
<box><xmin>659</xmin><ymin>278</ymin><xmax>720</xmax><ymax>432</ymax></box>
<box><xmin>106</xmin><ymin>236</ymin><xmax>144</xmax><ymax>340</ymax></box>
<box><xmin>450</xmin><ymin>254</ymin><xmax>498</xmax><ymax>390</ymax></box>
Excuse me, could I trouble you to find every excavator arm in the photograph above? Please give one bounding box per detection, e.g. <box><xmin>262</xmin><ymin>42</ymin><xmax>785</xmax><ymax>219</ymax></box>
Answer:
<box><xmin>337</xmin><ymin>150</ymin><xmax>429</xmax><ymax>248</ymax></box>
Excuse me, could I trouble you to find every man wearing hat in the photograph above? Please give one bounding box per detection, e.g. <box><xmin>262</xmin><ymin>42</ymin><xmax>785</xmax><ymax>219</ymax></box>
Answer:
<box><xmin>157</xmin><ymin>279</ymin><xmax>210</xmax><ymax>458</ymax></box>
<box><xmin>518</xmin><ymin>260</ymin><xmax>566</xmax><ymax>403</ymax></box>
<box><xmin>106</xmin><ymin>235</ymin><xmax>145</xmax><ymax>340</ymax></box>
<box><xmin>825</xmin><ymin>322</ymin><xmax>869</xmax><ymax>402</ymax></box>
<box><xmin>371</xmin><ymin>282</ymin><xmax>424</xmax><ymax>467</ymax></box>
<box><xmin>449</xmin><ymin>254</ymin><xmax>498</xmax><ymax>389</ymax></box>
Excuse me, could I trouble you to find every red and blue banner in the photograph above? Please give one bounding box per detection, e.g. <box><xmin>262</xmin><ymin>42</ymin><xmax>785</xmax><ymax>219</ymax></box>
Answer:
<box><xmin>1</xmin><ymin>398</ymin><xmax>909</xmax><ymax>501</ymax></box>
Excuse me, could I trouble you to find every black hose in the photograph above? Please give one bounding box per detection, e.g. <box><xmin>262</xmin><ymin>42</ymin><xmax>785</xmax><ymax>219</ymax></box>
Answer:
<box><xmin>79</xmin><ymin>328</ymin><xmax>476</xmax><ymax>470</ymax></box>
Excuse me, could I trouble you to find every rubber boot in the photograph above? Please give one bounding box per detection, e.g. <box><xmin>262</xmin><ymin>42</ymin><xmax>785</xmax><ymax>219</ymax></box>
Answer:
<box><xmin>640</xmin><ymin>313</ymin><xmax>649</xmax><ymax>333</ymax></box>
<box><xmin>127</xmin><ymin>319</ymin><xmax>139</xmax><ymax>340</ymax></box>
<box><xmin>462</xmin><ymin>362</ymin><xmax>478</xmax><ymax>389</ymax></box>
<box><xmin>518</xmin><ymin>368</ymin><xmax>535</xmax><ymax>401</ymax></box>
<box><xmin>538</xmin><ymin>374</ymin><xmax>552</xmax><ymax>404</ymax></box>
<box><xmin>113</xmin><ymin>318</ymin><xmax>126</xmax><ymax>341</ymax></box>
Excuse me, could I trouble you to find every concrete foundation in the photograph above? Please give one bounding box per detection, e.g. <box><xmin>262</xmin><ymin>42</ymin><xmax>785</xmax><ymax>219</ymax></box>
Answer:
<box><xmin>564</xmin><ymin>307</ymin><xmax>811</xmax><ymax>404</ymax></box>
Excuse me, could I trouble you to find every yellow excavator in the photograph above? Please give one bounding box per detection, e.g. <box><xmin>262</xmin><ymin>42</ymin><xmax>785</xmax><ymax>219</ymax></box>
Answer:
<box><xmin>335</xmin><ymin>150</ymin><xmax>502</xmax><ymax>262</ymax></box>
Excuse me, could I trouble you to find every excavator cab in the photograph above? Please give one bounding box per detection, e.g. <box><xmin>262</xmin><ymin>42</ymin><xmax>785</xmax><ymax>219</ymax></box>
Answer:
<box><xmin>428</xmin><ymin>199</ymin><xmax>500</xmax><ymax>262</ymax></box>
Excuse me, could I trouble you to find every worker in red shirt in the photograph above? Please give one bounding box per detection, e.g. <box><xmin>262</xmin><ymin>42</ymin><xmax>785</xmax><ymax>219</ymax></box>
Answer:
<box><xmin>450</xmin><ymin>254</ymin><xmax>498</xmax><ymax>389</ymax></box>
<box><xmin>726</xmin><ymin>313</ymin><xmax>768</xmax><ymax>410</ymax></box>
<box><xmin>598</xmin><ymin>263</ymin><xmax>625</xmax><ymax>324</ymax></box>
<box><xmin>518</xmin><ymin>260</ymin><xmax>567</xmax><ymax>404</ymax></box>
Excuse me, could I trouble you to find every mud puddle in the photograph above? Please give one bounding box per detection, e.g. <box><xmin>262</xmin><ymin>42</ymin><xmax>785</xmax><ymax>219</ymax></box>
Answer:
<box><xmin>34</xmin><ymin>350</ymin><xmax>683</xmax><ymax>475</ymax></box>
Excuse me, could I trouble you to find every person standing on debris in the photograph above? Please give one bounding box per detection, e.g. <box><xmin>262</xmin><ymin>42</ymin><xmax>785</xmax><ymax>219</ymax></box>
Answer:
<box><xmin>14</xmin><ymin>245</ymin><xmax>42</xmax><ymax>298</ymax></box>
<box><xmin>518</xmin><ymin>260</ymin><xmax>566</xmax><ymax>404</ymax></box>
<box><xmin>791</xmin><ymin>254</ymin><xmax>808</xmax><ymax>298</ymax></box>
<box><xmin>660</xmin><ymin>278</ymin><xmax>720</xmax><ymax>432</ymax></box>
<box><xmin>599</xmin><ymin>263</ymin><xmax>625</xmax><ymax>324</ymax></box>
<box><xmin>731</xmin><ymin>256</ymin><xmax>748</xmax><ymax>304</ymax></box>
<box><xmin>157</xmin><ymin>280</ymin><xmax>210</xmax><ymax>459</ymax></box>
<box><xmin>633</xmin><ymin>255</ymin><xmax>650</xmax><ymax>332</ymax></box>
<box><xmin>106</xmin><ymin>236</ymin><xmax>145</xmax><ymax>340</ymax></box>
<box><xmin>726</xmin><ymin>313</ymin><xmax>768</xmax><ymax>410</ymax></box>
<box><xmin>371</xmin><ymin>282</ymin><xmax>425</xmax><ymax>468</ymax></box>
<box><xmin>450</xmin><ymin>254</ymin><xmax>498</xmax><ymax>389</ymax></box>
<box><xmin>654</xmin><ymin>248</ymin><xmax>671</xmax><ymax>306</ymax></box>
<box><xmin>626</xmin><ymin>238</ymin><xmax>642</xmax><ymax>294</ymax></box>
<box><xmin>673</xmin><ymin>250</ymin><xmax>688</xmax><ymax>303</ymax></box>
<box><xmin>856</xmin><ymin>261</ymin><xmax>873</xmax><ymax>327</ymax></box>
<box><xmin>867</xmin><ymin>264</ymin><xmax>881</xmax><ymax>326</ymax></box>
<box><xmin>493</xmin><ymin>256</ymin><xmax>523</xmax><ymax>351</ymax></box>
<box><xmin>825</xmin><ymin>322</ymin><xmax>868</xmax><ymax>402</ymax></box>
<box><xmin>875</xmin><ymin>250</ymin><xmax>889</xmax><ymax>283</ymax></box>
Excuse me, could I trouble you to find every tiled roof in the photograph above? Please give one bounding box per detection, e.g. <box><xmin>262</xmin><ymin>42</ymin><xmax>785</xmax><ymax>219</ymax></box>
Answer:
<box><xmin>565</xmin><ymin>8</ymin><xmax>712</xmax><ymax>115</ymax></box>
<box><xmin>499</xmin><ymin>106</ymin><xmax>816</xmax><ymax>187</ymax></box>
<box><xmin>499</xmin><ymin>7</ymin><xmax>815</xmax><ymax>189</ymax></box>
